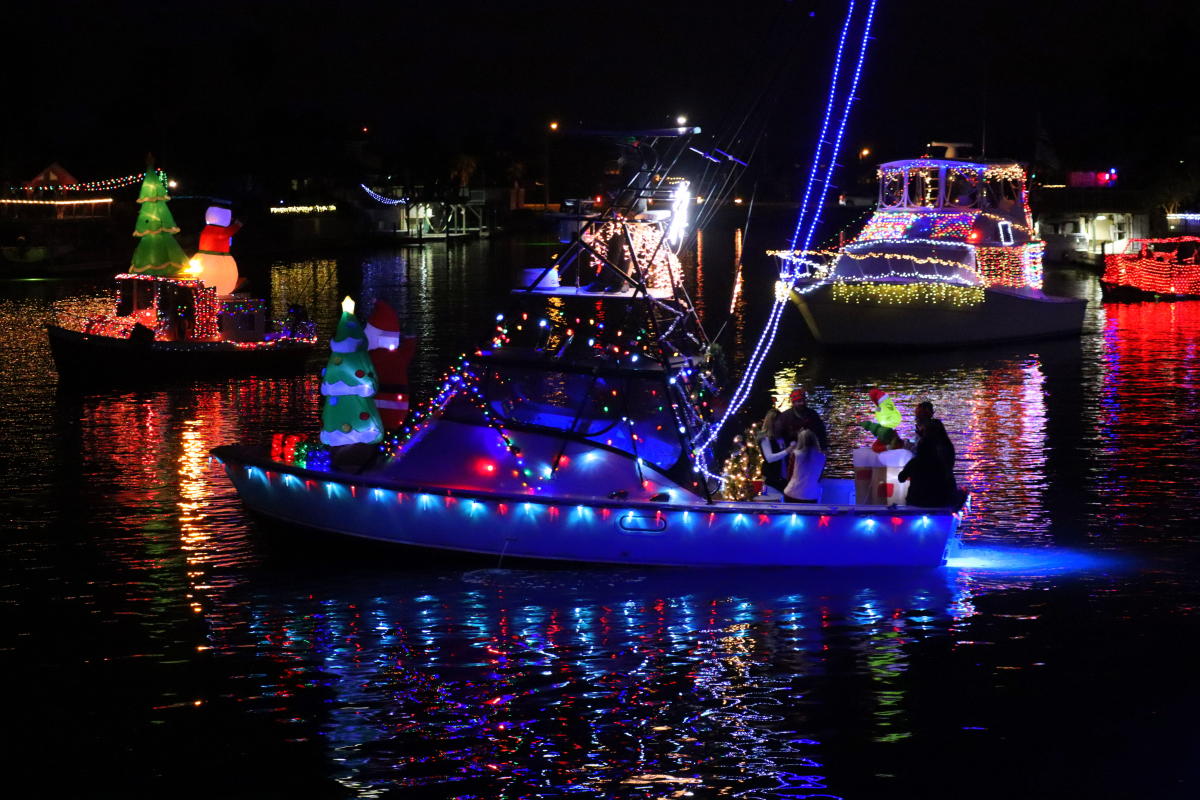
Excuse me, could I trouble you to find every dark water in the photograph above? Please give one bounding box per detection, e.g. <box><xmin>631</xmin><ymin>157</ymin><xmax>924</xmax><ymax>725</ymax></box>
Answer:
<box><xmin>2</xmin><ymin>236</ymin><xmax>1199</xmax><ymax>798</ymax></box>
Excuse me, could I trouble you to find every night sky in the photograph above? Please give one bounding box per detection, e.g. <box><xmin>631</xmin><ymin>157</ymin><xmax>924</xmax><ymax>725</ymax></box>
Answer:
<box><xmin>6</xmin><ymin>1</ymin><xmax>1196</xmax><ymax>196</ymax></box>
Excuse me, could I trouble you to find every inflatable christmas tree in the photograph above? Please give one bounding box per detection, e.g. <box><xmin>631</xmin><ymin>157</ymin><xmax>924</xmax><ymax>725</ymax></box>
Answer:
<box><xmin>128</xmin><ymin>167</ymin><xmax>189</xmax><ymax>277</ymax></box>
<box><xmin>320</xmin><ymin>297</ymin><xmax>385</xmax><ymax>447</ymax></box>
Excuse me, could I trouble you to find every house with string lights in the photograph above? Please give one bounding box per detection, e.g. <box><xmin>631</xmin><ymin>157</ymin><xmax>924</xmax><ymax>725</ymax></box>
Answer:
<box><xmin>1</xmin><ymin>163</ymin><xmax>120</xmax><ymax>269</ymax></box>
<box><xmin>1031</xmin><ymin>169</ymin><xmax>1150</xmax><ymax>266</ymax></box>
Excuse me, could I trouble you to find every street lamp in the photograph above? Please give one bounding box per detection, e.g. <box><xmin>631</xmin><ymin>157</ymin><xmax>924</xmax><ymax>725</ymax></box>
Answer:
<box><xmin>545</xmin><ymin>122</ymin><xmax>559</xmax><ymax>211</ymax></box>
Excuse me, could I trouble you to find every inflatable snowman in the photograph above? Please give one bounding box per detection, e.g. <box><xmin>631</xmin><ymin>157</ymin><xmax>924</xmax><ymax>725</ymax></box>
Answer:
<box><xmin>189</xmin><ymin>206</ymin><xmax>242</xmax><ymax>296</ymax></box>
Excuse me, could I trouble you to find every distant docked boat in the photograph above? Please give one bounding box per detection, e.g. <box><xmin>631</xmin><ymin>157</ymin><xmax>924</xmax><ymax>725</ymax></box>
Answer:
<box><xmin>1102</xmin><ymin>236</ymin><xmax>1200</xmax><ymax>299</ymax></box>
<box><xmin>782</xmin><ymin>158</ymin><xmax>1086</xmax><ymax>348</ymax></box>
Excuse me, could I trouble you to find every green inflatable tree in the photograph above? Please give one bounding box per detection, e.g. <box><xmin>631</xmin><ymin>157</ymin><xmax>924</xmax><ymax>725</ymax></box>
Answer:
<box><xmin>320</xmin><ymin>296</ymin><xmax>385</xmax><ymax>447</ymax></box>
<box><xmin>128</xmin><ymin>168</ymin><xmax>189</xmax><ymax>277</ymax></box>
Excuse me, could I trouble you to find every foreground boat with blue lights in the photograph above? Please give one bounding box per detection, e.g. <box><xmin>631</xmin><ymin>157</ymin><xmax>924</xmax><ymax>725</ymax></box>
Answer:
<box><xmin>782</xmin><ymin>157</ymin><xmax>1086</xmax><ymax>348</ymax></box>
<box><xmin>213</xmin><ymin>449</ymin><xmax>963</xmax><ymax>567</ymax></box>
<box><xmin>215</xmin><ymin>129</ymin><xmax>965</xmax><ymax>568</ymax></box>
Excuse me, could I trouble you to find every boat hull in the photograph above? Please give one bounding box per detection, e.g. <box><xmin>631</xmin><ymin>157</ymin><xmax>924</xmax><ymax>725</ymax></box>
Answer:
<box><xmin>47</xmin><ymin>325</ymin><xmax>314</xmax><ymax>385</ymax></box>
<box><xmin>792</xmin><ymin>284</ymin><xmax>1086</xmax><ymax>348</ymax></box>
<box><xmin>214</xmin><ymin>447</ymin><xmax>961</xmax><ymax>568</ymax></box>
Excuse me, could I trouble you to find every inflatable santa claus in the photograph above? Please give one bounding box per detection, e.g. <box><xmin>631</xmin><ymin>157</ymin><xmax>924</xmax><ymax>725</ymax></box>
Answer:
<box><xmin>365</xmin><ymin>300</ymin><xmax>417</xmax><ymax>430</ymax></box>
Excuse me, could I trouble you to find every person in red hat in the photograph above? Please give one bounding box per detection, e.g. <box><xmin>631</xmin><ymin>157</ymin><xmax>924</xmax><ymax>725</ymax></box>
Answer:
<box><xmin>365</xmin><ymin>300</ymin><xmax>417</xmax><ymax>431</ymax></box>
<box><xmin>785</xmin><ymin>387</ymin><xmax>827</xmax><ymax>452</ymax></box>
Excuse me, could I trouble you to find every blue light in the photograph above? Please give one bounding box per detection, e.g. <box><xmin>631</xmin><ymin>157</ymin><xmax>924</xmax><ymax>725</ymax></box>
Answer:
<box><xmin>946</xmin><ymin>546</ymin><xmax>1122</xmax><ymax>575</ymax></box>
<box><xmin>693</xmin><ymin>0</ymin><xmax>878</xmax><ymax>465</ymax></box>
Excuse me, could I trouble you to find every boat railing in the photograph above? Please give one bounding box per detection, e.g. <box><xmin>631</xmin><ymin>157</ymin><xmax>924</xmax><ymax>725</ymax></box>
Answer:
<box><xmin>215</xmin><ymin>445</ymin><xmax>964</xmax><ymax>517</ymax></box>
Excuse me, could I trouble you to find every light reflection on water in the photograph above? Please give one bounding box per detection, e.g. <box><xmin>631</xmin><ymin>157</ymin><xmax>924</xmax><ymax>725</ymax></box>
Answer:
<box><xmin>2</xmin><ymin>243</ymin><xmax>1199</xmax><ymax>796</ymax></box>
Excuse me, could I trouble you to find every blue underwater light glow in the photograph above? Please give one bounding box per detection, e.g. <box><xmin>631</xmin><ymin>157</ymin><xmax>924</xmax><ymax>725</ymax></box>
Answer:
<box><xmin>946</xmin><ymin>546</ymin><xmax>1123</xmax><ymax>575</ymax></box>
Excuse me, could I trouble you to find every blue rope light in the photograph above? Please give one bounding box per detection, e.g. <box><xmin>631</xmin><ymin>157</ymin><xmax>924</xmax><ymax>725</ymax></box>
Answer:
<box><xmin>360</xmin><ymin>184</ymin><xmax>408</xmax><ymax>205</ymax></box>
<box><xmin>693</xmin><ymin>0</ymin><xmax>879</xmax><ymax>471</ymax></box>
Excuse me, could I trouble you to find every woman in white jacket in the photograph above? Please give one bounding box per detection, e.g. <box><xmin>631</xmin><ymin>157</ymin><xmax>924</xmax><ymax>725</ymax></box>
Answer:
<box><xmin>784</xmin><ymin>408</ymin><xmax>825</xmax><ymax>503</ymax></box>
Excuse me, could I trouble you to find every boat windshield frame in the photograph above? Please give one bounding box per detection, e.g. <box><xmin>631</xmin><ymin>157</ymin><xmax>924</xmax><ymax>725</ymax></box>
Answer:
<box><xmin>442</xmin><ymin>350</ymin><xmax>700</xmax><ymax>490</ymax></box>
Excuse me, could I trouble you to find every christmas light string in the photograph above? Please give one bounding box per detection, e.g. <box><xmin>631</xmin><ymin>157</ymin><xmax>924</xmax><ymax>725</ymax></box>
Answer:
<box><xmin>6</xmin><ymin>169</ymin><xmax>168</xmax><ymax>193</ymax></box>
<box><xmin>692</xmin><ymin>0</ymin><xmax>878</xmax><ymax>476</ymax></box>
<box><xmin>360</xmin><ymin>184</ymin><xmax>408</xmax><ymax>205</ymax></box>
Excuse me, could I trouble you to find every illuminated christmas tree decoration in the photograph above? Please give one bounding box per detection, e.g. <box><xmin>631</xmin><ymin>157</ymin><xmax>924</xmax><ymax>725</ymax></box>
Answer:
<box><xmin>127</xmin><ymin>169</ymin><xmax>189</xmax><ymax>277</ymax></box>
<box><xmin>320</xmin><ymin>298</ymin><xmax>384</xmax><ymax>446</ymax></box>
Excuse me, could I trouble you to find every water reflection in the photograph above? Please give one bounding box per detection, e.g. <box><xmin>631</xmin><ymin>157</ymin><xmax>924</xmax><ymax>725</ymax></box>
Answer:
<box><xmin>3</xmin><ymin>243</ymin><xmax>1199</xmax><ymax>796</ymax></box>
<box><xmin>200</xmin><ymin>566</ymin><xmax>979</xmax><ymax>797</ymax></box>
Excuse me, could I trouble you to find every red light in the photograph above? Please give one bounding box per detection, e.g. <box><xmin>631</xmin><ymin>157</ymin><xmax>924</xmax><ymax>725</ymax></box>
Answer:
<box><xmin>477</xmin><ymin>459</ymin><xmax>496</xmax><ymax>475</ymax></box>
<box><xmin>968</xmin><ymin>230</ymin><xmax>982</xmax><ymax>243</ymax></box>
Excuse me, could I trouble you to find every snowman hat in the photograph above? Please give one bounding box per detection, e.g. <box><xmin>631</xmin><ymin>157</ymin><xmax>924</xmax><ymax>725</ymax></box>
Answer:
<box><xmin>868</xmin><ymin>388</ymin><xmax>887</xmax><ymax>404</ymax></box>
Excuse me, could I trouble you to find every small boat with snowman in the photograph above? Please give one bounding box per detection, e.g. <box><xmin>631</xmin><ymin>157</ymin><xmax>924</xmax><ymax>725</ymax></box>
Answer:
<box><xmin>46</xmin><ymin>168</ymin><xmax>316</xmax><ymax>384</ymax></box>
<box><xmin>779</xmin><ymin>152</ymin><xmax>1086</xmax><ymax>348</ymax></box>
<box><xmin>213</xmin><ymin>129</ymin><xmax>966</xmax><ymax>567</ymax></box>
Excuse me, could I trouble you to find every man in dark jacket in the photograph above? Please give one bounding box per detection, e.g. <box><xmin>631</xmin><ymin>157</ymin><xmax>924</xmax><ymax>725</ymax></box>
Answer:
<box><xmin>786</xmin><ymin>388</ymin><xmax>828</xmax><ymax>452</ymax></box>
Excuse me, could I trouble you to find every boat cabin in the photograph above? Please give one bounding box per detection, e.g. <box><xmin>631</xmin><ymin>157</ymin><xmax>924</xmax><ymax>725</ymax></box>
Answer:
<box><xmin>809</xmin><ymin>158</ymin><xmax>1047</xmax><ymax>290</ymax></box>
<box><xmin>83</xmin><ymin>273</ymin><xmax>220</xmax><ymax>341</ymax></box>
<box><xmin>381</xmin><ymin>289</ymin><xmax>717</xmax><ymax>504</ymax></box>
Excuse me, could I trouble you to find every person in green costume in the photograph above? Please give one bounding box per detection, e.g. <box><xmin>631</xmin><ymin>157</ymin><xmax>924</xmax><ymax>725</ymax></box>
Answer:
<box><xmin>127</xmin><ymin>167</ymin><xmax>190</xmax><ymax>277</ymax></box>
<box><xmin>858</xmin><ymin>387</ymin><xmax>903</xmax><ymax>453</ymax></box>
<box><xmin>320</xmin><ymin>297</ymin><xmax>385</xmax><ymax>447</ymax></box>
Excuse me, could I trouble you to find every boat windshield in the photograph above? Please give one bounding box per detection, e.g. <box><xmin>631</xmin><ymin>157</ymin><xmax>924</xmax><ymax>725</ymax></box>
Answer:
<box><xmin>115</xmin><ymin>278</ymin><xmax>154</xmax><ymax>316</ymax></box>
<box><xmin>944</xmin><ymin>168</ymin><xmax>981</xmax><ymax>208</ymax></box>
<box><xmin>483</xmin><ymin>363</ymin><xmax>682</xmax><ymax>469</ymax></box>
<box><xmin>906</xmin><ymin>167</ymin><xmax>940</xmax><ymax>207</ymax></box>
<box><xmin>880</xmin><ymin>170</ymin><xmax>904</xmax><ymax>207</ymax></box>
<box><xmin>984</xmin><ymin>177</ymin><xmax>1021</xmax><ymax>211</ymax></box>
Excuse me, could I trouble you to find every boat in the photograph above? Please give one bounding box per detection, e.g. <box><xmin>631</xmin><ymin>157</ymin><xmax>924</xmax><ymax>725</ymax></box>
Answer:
<box><xmin>214</xmin><ymin>130</ymin><xmax>966</xmax><ymax>567</ymax></box>
<box><xmin>1101</xmin><ymin>236</ymin><xmax>1200</xmax><ymax>299</ymax></box>
<box><xmin>782</xmin><ymin>157</ymin><xmax>1086</xmax><ymax>348</ymax></box>
<box><xmin>46</xmin><ymin>168</ymin><xmax>316</xmax><ymax>385</ymax></box>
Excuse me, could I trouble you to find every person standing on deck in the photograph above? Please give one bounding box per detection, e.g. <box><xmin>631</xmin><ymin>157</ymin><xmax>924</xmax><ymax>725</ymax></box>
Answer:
<box><xmin>785</xmin><ymin>388</ymin><xmax>828</xmax><ymax>452</ymax></box>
